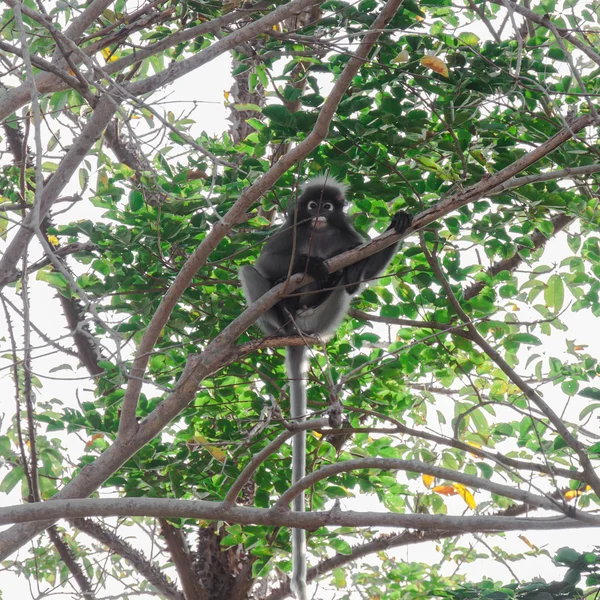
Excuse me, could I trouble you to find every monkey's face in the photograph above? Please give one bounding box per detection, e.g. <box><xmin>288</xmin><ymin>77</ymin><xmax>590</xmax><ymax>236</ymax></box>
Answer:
<box><xmin>293</xmin><ymin>189</ymin><xmax>345</xmax><ymax>229</ymax></box>
<box><xmin>306</xmin><ymin>198</ymin><xmax>334</xmax><ymax>229</ymax></box>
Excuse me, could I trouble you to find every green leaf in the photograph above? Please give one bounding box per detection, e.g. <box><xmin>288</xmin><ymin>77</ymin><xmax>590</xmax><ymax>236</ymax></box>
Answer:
<box><xmin>579</xmin><ymin>403</ymin><xmax>600</xmax><ymax>419</ymax></box>
<box><xmin>458</xmin><ymin>32</ymin><xmax>480</xmax><ymax>46</ymax></box>
<box><xmin>544</xmin><ymin>274</ymin><xmax>564</xmax><ymax>312</ymax></box>
<box><xmin>36</xmin><ymin>269</ymin><xmax>69</xmax><ymax>289</ymax></box>
<box><xmin>561</xmin><ymin>379</ymin><xmax>579</xmax><ymax>396</ymax></box>
<box><xmin>129</xmin><ymin>190</ymin><xmax>144</xmax><ymax>212</ymax></box>
<box><xmin>579</xmin><ymin>387</ymin><xmax>600</xmax><ymax>401</ymax></box>
<box><xmin>330</xmin><ymin>538</ymin><xmax>352</xmax><ymax>554</ymax></box>
<box><xmin>232</xmin><ymin>103</ymin><xmax>262</xmax><ymax>112</ymax></box>
<box><xmin>262</xmin><ymin>104</ymin><xmax>293</xmax><ymax>125</ymax></box>
<box><xmin>555</xmin><ymin>547</ymin><xmax>582</xmax><ymax>566</ymax></box>
<box><xmin>507</xmin><ymin>333</ymin><xmax>542</xmax><ymax>346</ymax></box>
<box><xmin>0</xmin><ymin>467</ymin><xmax>24</xmax><ymax>493</ymax></box>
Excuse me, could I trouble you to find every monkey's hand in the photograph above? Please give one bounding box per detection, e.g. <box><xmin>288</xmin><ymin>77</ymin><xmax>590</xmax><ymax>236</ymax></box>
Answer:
<box><xmin>389</xmin><ymin>211</ymin><xmax>413</xmax><ymax>235</ymax></box>
<box><xmin>293</xmin><ymin>255</ymin><xmax>329</xmax><ymax>282</ymax></box>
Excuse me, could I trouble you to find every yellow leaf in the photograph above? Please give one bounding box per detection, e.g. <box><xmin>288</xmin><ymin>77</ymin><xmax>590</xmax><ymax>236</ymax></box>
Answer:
<box><xmin>453</xmin><ymin>483</ymin><xmax>476</xmax><ymax>509</ymax></box>
<box><xmin>432</xmin><ymin>485</ymin><xmax>457</xmax><ymax>496</ymax></box>
<box><xmin>423</xmin><ymin>474</ymin><xmax>435</xmax><ymax>488</ymax></box>
<box><xmin>100</xmin><ymin>47</ymin><xmax>118</xmax><ymax>63</ymax></box>
<box><xmin>98</xmin><ymin>171</ymin><xmax>109</xmax><ymax>188</ymax></box>
<box><xmin>466</xmin><ymin>441</ymin><xmax>482</xmax><ymax>458</ymax></box>
<box><xmin>223</xmin><ymin>90</ymin><xmax>230</xmax><ymax>101</ymax></box>
<box><xmin>564</xmin><ymin>489</ymin><xmax>584</xmax><ymax>500</ymax></box>
<box><xmin>194</xmin><ymin>434</ymin><xmax>227</xmax><ymax>463</ymax></box>
<box><xmin>47</xmin><ymin>234</ymin><xmax>59</xmax><ymax>246</ymax></box>
<box><xmin>420</xmin><ymin>56</ymin><xmax>449</xmax><ymax>78</ymax></box>
<box><xmin>518</xmin><ymin>535</ymin><xmax>536</xmax><ymax>550</ymax></box>
<box><xmin>392</xmin><ymin>49</ymin><xmax>410</xmax><ymax>64</ymax></box>
<box><xmin>511</xmin><ymin>304</ymin><xmax>519</xmax><ymax>311</ymax></box>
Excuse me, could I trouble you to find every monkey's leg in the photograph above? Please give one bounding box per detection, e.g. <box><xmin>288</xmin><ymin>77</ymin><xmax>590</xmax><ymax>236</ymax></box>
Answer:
<box><xmin>238</xmin><ymin>266</ymin><xmax>283</xmax><ymax>335</ymax></box>
<box><xmin>295</xmin><ymin>288</ymin><xmax>352</xmax><ymax>337</ymax></box>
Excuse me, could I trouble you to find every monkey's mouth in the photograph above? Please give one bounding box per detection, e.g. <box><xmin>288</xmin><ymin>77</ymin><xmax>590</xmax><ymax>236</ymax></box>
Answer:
<box><xmin>311</xmin><ymin>216</ymin><xmax>328</xmax><ymax>229</ymax></box>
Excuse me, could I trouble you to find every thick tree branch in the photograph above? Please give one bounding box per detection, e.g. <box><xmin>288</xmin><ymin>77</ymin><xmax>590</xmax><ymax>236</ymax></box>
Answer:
<box><xmin>159</xmin><ymin>518</ymin><xmax>206</xmax><ymax>600</ymax></box>
<box><xmin>265</xmin><ymin>529</ymin><xmax>454</xmax><ymax>600</ymax></box>
<box><xmin>0</xmin><ymin>497</ymin><xmax>592</xmax><ymax>530</ymax></box>
<box><xmin>47</xmin><ymin>526</ymin><xmax>95</xmax><ymax>600</ymax></box>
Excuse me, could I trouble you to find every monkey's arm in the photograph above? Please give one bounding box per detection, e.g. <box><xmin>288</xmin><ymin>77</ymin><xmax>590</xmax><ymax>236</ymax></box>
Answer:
<box><xmin>257</xmin><ymin>250</ymin><xmax>330</xmax><ymax>284</ymax></box>
<box><xmin>343</xmin><ymin>211</ymin><xmax>412</xmax><ymax>293</ymax></box>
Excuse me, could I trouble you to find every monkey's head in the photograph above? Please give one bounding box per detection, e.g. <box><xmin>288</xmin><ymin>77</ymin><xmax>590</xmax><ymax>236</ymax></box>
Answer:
<box><xmin>289</xmin><ymin>176</ymin><xmax>348</xmax><ymax>230</ymax></box>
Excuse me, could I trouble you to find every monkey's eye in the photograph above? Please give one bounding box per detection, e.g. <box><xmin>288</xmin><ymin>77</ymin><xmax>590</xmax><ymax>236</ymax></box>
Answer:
<box><xmin>323</xmin><ymin>202</ymin><xmax>333</xmax><ymax>211</ymax></box>
<box><xmin>307</xmin><ymin>201</ymin><xmax>318</xmax><ymax>210</ymax></box>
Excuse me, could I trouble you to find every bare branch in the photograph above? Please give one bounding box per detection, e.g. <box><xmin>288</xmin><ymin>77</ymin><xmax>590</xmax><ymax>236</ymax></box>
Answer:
<box><xmin>0</xmin><ymin>497</ymin><xmax>592</xmax><ymax>530</ymax></box>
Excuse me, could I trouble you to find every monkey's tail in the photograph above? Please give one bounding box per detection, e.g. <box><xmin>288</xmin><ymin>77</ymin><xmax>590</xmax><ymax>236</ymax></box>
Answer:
<box><xmin>286</xmin><ymin>345</ymin><xmax>309</xmax><ymax>600</ymax></box>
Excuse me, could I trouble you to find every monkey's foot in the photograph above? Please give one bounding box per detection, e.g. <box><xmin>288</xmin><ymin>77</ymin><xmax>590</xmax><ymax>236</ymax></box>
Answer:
<box><xmin>390</xmin><ymin>211</ymin><xmax>413</xmax><ymax>234</ymax></box>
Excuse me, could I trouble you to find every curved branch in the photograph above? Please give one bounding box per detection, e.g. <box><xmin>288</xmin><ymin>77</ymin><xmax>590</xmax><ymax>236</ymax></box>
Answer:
<box><xmin>222</xmin><ymin>418</ymin><xmax>329</xmax><ymax>507</ymax></box>
<box><xmin>273</xmin><ymin>457</ymin><xmax>590</xmax><ymax>520</ymax></box>
<box><xmin>264</xmin><ymin>529</ymin><xmax>453</xmax><ymax>600</ymax></box>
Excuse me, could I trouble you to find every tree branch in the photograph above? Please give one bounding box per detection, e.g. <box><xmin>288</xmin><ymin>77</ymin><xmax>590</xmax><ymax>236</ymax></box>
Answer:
<box><xmin>273</xmin><ymin>458</ymin><xmax>590</xmax><ymax>520</ymax></box>
<box><xmin>0</xmin><ymin>497</ymin><xmax>593</xmax><ymax>530</ymax></box>
<box><xmin>422</xmin><ymin>237</ymin><xmax>600</xmax><ymax>497</ymax></box>
<box><xmin>464</xmin><ymin>212</ymin><xmax>574</xmax><ymax>300</ymax></box>
<box><xmin>264</xmin><ymin>529</ymin><xmax>454</xmax><ymax>600</ymax></box>
<box><xmin>159</xmin><ymin>518</ymin><xmax>206</xmax><ymax>600</ymax></box>
<box><xmin>47</xmin><ymin>526</ymin><xmax>95</xmax><ymax>600</ymax></box>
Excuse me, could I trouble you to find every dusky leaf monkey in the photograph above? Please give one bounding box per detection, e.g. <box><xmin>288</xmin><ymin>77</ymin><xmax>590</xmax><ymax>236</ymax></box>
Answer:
<box><xmin>239</xmin><ymin>175</ymin><xmax>412</xmax><ymax>599</ymax></box>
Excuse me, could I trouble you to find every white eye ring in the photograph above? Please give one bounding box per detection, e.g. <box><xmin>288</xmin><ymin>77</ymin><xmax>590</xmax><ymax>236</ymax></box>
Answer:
<box><xmin>323</xmin><ymin>202</ymin><xmax>333</xmax><ymax>211</ymax></box>
<box><xmin>308</xmin><ymin>201</ymin><xmax>318</xmax><ymax>210</ymax></box>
